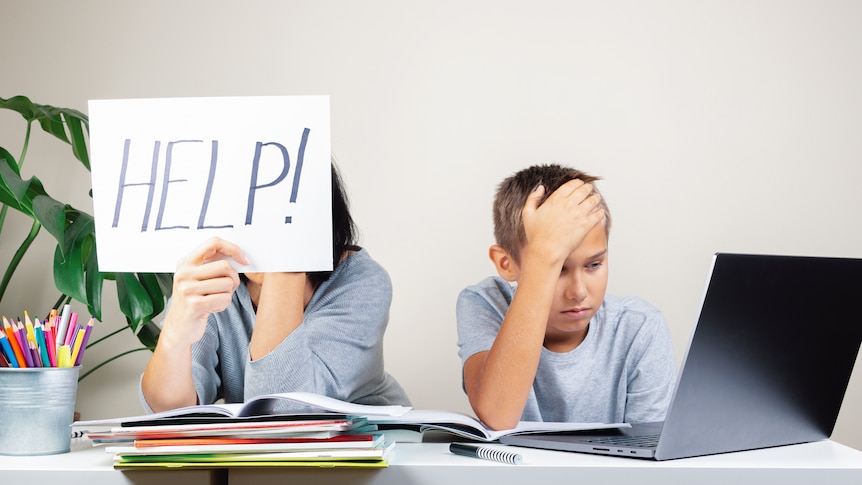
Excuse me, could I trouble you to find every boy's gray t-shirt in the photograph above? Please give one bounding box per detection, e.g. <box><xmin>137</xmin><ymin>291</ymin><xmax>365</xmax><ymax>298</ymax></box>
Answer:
<box><xmin>457</xmin><ymin>276</ymin><xmax>676</xmax><ymax>424</ymax></box>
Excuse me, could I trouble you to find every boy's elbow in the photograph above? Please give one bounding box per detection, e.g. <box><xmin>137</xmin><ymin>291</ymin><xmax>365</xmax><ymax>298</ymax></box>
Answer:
<box><xmin>481</xmin><ymin>415</ymin><xmax>520</xmax><ymax>431</ymax></box>
<box><xmin>474</xmin><ymin>404</ymin><xmax>521</xmax><ymax>431</ymax></box>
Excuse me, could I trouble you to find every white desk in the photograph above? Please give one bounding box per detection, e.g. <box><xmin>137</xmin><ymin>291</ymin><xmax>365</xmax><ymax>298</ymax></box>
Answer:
<box><xmin>229</xmin><ymin>440</ymin><xmax>862</xmax><ymax>485</ymax></box>
<box><xmin>0</xmin><ymin>438</ymin><xmax>224</xmax><ymax>485</ymax></box>
<box><xmin>1</xmin><ymin>438</ymin><xmax>860</xmax><ymax>485</ymax></box>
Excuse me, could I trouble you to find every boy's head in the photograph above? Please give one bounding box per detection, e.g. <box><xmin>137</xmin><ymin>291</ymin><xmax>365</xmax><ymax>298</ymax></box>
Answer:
<box><xmin>493</xmin><ymin>164</ymin><xmax>611</xmax><ymax>264</ymax></box>
<box><xmin>491</xmin><ymin>163</ymin><xmax>612</xmax><ymax>350</ymax></box>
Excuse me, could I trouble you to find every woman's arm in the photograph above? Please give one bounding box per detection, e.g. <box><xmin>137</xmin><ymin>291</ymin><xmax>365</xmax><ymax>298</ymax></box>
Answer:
<box><xmin>248</xmin><ymin>272</ymin><xmax>309</xmax><ymax>361</ymax></box>
<box><xmin>243</xmin><ymin>251</ymin><xmax>393</xmax><ymax>403</ymax></box>
<box><xmin>141</xmin><ymin>237</ymin><xmax>247</xmax><ymax>412</ymax></box>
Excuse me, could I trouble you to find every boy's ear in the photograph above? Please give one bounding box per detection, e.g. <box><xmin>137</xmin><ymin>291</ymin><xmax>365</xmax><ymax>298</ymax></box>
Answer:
<box><xmin>489</xmin><ymin>245</ymin><xmax>519</xmax><ymax>282</ymax></box>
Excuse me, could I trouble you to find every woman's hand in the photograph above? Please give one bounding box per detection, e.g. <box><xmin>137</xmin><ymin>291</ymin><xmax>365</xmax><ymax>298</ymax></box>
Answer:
<box><xmin>162</xmin><ymin>237</ymin><xmax>249</xmax><ymax>347</ymax></box>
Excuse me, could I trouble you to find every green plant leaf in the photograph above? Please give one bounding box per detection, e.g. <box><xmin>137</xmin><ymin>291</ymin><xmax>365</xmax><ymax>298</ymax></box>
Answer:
<box><xmin>0</xmin><ymin>160</ymin><xmax>42</xmax><ymax>215</ymax></box>
<box><xmin>1</xmin><ymin>96</ymin><xmax>90</xmax><ymax>168</ymax></box>
<box><xmin>0</xmin><ymin>148</ymin><xmax>25</xmax><ymax>212</ymax></box>
<box><xmin>53</xmin><ymin>240</ymin><xmax>86</xmax><ymax>304</ymax></box>
<box><xmin>1</xmin><ymin>95</ymin><xmax>67</xmax><ymax>144</ymax></box>
<box><xmin>136</xmin><ymin>320</ymin><xmax>161</xmax><ymax>351</ymax></box>
<box><xmin>0</xmin><ymin>146</ymin><xmax>20</xmax><ymax>175</ymax></box>
<box><xmin>85</xmin><ymin>239</ymin><xmax>103</xmax><ymax>321</ymax></box>
<box><xmin>31</xmin><ymin>194</ymin><xmax>69</xmax><ymax>244</ymax></box>
<box><xmin>155</xmin><ymin>273</ymin><xmax>174</xmax><ymax>296</ymax></box>
<box><xmin>137</xmin><ymin>272</ymin><xmax>167</xmax><ymax>320</ymax></box>
<box><xmin>116</xmin><ymin>273</ymin><xmax>154</xmax><ymax>333</ymax></box>
<box><xmin>0</xmin><ymin>96</ymin><xmax>36</xmax><ymax>120</ymax></box>
<box><xmin>64</xmin><ymin>113</ymin><xmax>90</xmax><ymax>170</ymax></box>
<box><xmin>49</xmin><ymin>207</ymin><xmax>99</xmax><ymax>316</ymax></box>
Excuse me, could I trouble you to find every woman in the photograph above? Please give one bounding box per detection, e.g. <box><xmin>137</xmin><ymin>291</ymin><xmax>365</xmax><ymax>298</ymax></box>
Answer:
<box><xmin>141</xmin><ymin>161</ymin><xmax>410</xmax><ymax>412</ymax></box>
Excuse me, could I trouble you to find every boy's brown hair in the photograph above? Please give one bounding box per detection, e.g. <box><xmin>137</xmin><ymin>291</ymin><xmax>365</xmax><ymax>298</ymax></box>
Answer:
<box><xmin>492</xmin><ymin>164</ymin><xmax>611</xmax><ymax>263</ymax></box>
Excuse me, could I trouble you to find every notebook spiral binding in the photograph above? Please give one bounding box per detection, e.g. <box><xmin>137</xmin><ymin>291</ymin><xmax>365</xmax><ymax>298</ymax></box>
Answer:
<box><xmin>476</xmin><ymin>446</ymin><xmax>523</xmax><ymax>465</ymax></box>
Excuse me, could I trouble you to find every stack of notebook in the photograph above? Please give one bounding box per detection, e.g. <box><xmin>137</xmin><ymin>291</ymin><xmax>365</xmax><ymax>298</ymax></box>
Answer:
<box><xmin>77</xmin><ymin>391</ymin><xmax>411</xmax><ymax>469</ymax></box>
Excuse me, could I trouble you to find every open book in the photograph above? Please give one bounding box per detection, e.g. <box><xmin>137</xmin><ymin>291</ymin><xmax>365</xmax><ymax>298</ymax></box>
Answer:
<box><xmin>367</xmin><ymin>409</ymin><xmax>627</xmax><ymax>442</ymax></box>
<box><xmin>74</xmin><ymin>391</ymin><xmax>624</xmax><ymax>443</ymax></box>
<box><xmin>73</xmin><ymin>391</ymin><xmax>412</xmax><ymax>427</ymax></box>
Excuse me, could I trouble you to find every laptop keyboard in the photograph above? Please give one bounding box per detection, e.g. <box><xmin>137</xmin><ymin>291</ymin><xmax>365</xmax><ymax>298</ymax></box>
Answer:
<box><xmin>585</xmin><ymin>434</ymin><xmax>660</xmax><ymax>448</ymax></box>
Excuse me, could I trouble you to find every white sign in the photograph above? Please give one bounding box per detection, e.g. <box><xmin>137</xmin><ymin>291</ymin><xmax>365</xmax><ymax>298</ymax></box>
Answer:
<box><xmin>89</xmin><ymin>96</ymin><xmax>332</xmax><ymax>273</ymax></box>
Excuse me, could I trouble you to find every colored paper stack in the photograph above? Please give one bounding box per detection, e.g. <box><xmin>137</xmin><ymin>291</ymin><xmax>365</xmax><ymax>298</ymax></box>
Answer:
<box><xmin>87</xmin><ymin>414</ymin><xmax>393</xmax><ymax>469</ymax></box>
<box><xmin>75</xmin><ymin>391</ymin><xmax>411</xmax><ymax>468</ymax></box>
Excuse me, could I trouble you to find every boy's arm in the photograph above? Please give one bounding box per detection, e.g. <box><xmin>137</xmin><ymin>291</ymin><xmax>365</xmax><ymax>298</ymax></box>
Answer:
<box><xmin>463</xmin><ymin>181</ymin><xmax>604</xmax><ymax>430</ymax></box>
<box><xmin>463</xmin><ymin>263</ymin><xmax>560</xmax><ymax>430</ymax></box>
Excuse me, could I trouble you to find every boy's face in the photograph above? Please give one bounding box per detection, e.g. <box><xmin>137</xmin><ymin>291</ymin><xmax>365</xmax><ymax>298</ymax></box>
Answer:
<box><xmin>516</xmin><ymin>223</ymin><xmax>609</xmax><ymax>351</ymax></box>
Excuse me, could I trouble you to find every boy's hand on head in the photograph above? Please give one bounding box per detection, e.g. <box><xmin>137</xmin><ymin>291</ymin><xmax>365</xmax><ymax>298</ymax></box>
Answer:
<box><xmin>163</xmin><ymin>237</ymin><xmax>250</xmax><ymax>347</ymax></box>
<box><xmin>522</xmin><ymin>179</ymin><xmax>605</xmax><ymax>268</ymax></box>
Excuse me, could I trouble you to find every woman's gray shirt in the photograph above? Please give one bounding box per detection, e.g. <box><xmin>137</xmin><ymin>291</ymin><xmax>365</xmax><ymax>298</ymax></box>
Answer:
<box><xmin>140</xmin><ymin>249</ymin><xmax>410</xmax><ymax>412</ymax></box>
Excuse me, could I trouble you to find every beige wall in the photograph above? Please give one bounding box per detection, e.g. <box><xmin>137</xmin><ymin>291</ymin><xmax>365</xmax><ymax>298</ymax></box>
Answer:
<box><xmin>2</xmin><ymin>0</ymin><xmax>861</xmax><ymax>450</ymax></box>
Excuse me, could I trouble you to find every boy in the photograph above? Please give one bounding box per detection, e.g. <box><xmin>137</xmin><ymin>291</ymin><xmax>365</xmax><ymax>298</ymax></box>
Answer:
<box><xmin>457</xmin><ymin>164</ymin><xmax>675</xmax><ymax>430</ymax></box>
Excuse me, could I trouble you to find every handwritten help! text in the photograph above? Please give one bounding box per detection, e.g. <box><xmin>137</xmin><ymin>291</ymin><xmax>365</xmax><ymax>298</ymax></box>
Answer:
<box><xmin>111</xmin><ymin>128</ymin><xmax>310</xmax><ymax>232</ymax></box>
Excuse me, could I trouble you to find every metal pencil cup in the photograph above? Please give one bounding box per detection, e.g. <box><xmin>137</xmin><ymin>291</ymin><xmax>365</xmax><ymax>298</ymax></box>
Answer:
<box><xmin>0</xmin><ymin>366</ymin><xmax>80</xmax><ymax>455</ymax></box>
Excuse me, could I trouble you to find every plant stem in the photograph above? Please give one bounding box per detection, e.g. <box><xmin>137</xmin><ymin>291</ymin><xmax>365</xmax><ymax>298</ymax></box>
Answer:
<box><xmin>86</xmin><ymin>326</ymin><xmax>128</xmax><ymax>348</ymax></box>
<box><xmin>78</xmin><ymin>347</ymin><xmax>148</xmax><ymax>381</ymax></box>
<box><xmin>0</xmin><ymin>205</ymin><xmax>8</xmax><ymax>238</ymax></box>
<box><xmin>0</xmin><ymin>121</ymin><xmax>32</xmax><ymax>278</ymax></box>
<box><xmin>0</xmin><ymin>219</ymin><xmax>41</xmax><ymax>302</ymax></box>
<box><xmin>52</xmin><ymin>293</ymin><xmax>72</xmax><ymax>311</ymax></box>
<box><xmin>19</xmin><ymin>120</ymin><xmax>31</xmax><ymax>168</ymax></box>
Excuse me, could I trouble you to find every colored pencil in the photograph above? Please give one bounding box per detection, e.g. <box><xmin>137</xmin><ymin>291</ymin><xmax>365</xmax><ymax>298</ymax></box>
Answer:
<box><xmin>64</xmin><ymin>312</ymin><xmax>79</xmax><ymax>347</ymax></box>
<box><xmin>14</xmin><ymin>321</ymin><xmax>34</xmax><ymax>367</ymax></box>
<box><xmin>35</xmin><ymin>320</ymin><xmax>51</xmax><ymax>369</ymax></box>
<box><xmin>23</xmin><ymin>319</ymin><xmax>42</xmax><ymax>367</ymax></box>
<box><xmin>0</xmin><ymin>332</ymin><xmax>19</xmax><ymax>368</ymax></box>
<box><xmin>2</xmin><ymin>316</ymin><xmax>27</xmax><ymax>368</ymax></box>
<box><xmin>70</xmin><ymin>327</ymin><xmax>85</xmax><ymax>367</ymax></box>
<box><xmin>73</xmin><ymin>317</ymin><xmax>95</xmax><ymax>366</ymax></box>
<box><xmin>43</xmin><ymin>317</ymin><xmax>57</xmax><ymax>367</ymax></box>
<box><xmin>29</xmin><ymin>339</ymin><xmax>43</xmax><ymax>367</ymax></box>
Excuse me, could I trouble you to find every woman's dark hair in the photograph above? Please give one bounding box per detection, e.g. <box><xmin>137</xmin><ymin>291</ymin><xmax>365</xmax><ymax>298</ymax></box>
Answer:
<box><xmin>308</xmin><ymin>160</ymin><xmax>359</xmax><ymax>288</ymax></box>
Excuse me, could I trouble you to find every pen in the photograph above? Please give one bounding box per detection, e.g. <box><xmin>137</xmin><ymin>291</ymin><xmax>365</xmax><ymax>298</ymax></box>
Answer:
<box><xmin>55</xmin><ymin>304</ymin><xmax>71</xmax><ymax>348</ymax></box>
<box><xmin>449</xmin><ymin>442</ymin><xmax>523</xmax><ymax>465</ymax></box>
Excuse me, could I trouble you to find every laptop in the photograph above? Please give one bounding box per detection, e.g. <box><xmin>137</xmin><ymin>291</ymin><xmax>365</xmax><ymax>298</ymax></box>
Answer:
<box><xmin>501</xmin><ymin>253</ymin><xmax>862</xmax><ymax>460</ymax></box>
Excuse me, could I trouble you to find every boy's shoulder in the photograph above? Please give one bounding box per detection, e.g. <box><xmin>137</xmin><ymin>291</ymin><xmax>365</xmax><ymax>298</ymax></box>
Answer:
<box><xmin>602</xmin><ymin>293</ymin><xmax>661</xmax><ymax>313</ymax></box>
<box><xmin>459</xmin><ymin>275</ymin><xmax>516</xmax><ymax>301</ymax></box>
<box><xmin>600</xmin><ymin>294</ymin><xmax>667</xmax><ymax>330</ymax></box>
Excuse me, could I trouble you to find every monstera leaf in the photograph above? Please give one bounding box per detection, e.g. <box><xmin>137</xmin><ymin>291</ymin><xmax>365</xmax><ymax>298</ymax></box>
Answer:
<box><xmin>0</xmin><ymin>95</ymin><xmax>172</xmax><ymax>377</ymax></box>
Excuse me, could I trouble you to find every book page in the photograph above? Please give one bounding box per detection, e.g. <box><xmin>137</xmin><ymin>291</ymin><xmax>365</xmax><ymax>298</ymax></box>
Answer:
<box><xmin>368</xmin><ymin>409</ymin><xmax>628</xmax><ymax>441</ymax></box>
<box><xmin>240</xmin><ymin>392</ymin><xmax>411</xmax><ymax>417</ymax></box>
<box><xmin>74</xmin><ymin>402</ymin><xmax>245</xmax><ymax>426</ymax></box>
<box><xmin>73</xmin><ymin>391</ymin><xmax>411</xmax><ymax>427</ymax></box>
